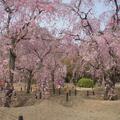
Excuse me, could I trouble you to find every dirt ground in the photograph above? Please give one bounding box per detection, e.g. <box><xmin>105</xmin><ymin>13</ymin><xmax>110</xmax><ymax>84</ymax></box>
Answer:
<box><xmin>0</xmin><ymin>83</ymin><xmax>120</xmax><ymax>120</ymax></box>
<box><xmin>0</xmin><ymin>90</ymin><xmax>120</xmax><ymax>120</ymax></box>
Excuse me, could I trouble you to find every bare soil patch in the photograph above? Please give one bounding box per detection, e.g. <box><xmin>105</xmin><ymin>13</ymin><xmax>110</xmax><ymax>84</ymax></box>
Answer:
<box><xmin>0</xmin><ymin>89</ymin><xmax>120</xmax><ymax>120</ymax></box>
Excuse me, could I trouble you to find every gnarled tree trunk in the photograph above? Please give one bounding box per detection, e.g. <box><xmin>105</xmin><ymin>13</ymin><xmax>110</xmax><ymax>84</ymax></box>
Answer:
<box><xmin>26</xmin><ymin>70</ymin><xmax>33</xmax><ymax>94</ymax></box>
<box><xmin>3</xmin><ymin>82</ymin><xmax>13</xmax><ymax>107</ymax></box>
<box><xmin>9</xmin><ymin>48</ymin><xmax>16</xmax><ymax>86</ymax></box>
<box><xmin>104</xmin><ymin>78</ymin><xmax>117</xmax><ymax>100</ymax></box>
<box><xmin>9</xmin><ymin>39</ymin><xmax>16</xmax><ymax>86</ymax></box>
<box><xmin>51</xmin><ymin>72</ymin><xmax>55</xmax><ymax>95</ymax></box>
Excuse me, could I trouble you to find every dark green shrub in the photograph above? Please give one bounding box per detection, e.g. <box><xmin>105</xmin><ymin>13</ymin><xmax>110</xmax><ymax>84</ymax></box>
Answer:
<box><xmin>78</xmin><ymin>78</ymin><xmax>94</xmax><ymax>88</ymax></box>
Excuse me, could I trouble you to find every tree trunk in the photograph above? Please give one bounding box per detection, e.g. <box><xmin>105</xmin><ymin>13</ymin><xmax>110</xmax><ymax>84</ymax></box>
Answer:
<box><xmin>9</xmin><ymin>48</ymin><xmax>16</xmax><ymax>86</ymax></box>
<box><xmin>104</xmin><ymin>80</ymin><xmax>117</xmax><ymax>100</ymax></box>
<box><xmin>51</xmin><ymin>72</ymin><xmax>55</xmax><ymax>95</ymax></box>
<box><xmin>3</xmin><ymin>82</ymin><xmax>13</xmax><ymax>107</ymax></box>
<box><xmin>52</xmin><ymin>82</ymin><xmax>55</xmax><ymax>95</ymax></box>
<box><xmin>26</xmin><ymin>71</ymin><xmax>32</xmax><ymax>94</ymax></box>
<box><xmin>4</xmin><ymin>40</ymin><xmax>16</xmax><ymax>107</ymax></box>
<box><xmin>103</xmin><ymin>68</ymin><xmax>118</xmax><ymax>100</ymax></box>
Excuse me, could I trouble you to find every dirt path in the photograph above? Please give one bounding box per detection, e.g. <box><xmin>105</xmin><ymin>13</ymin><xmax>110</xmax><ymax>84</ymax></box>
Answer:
<box><xmin>0</xmin><ymin>96</ymin><xmax>120</xmax><ymax>120</ymax></box>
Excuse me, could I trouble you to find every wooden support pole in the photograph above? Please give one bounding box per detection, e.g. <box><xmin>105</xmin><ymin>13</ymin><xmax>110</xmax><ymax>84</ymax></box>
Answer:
<box><xmin>66</xmin><ymin>92</ymin><xmax>69</xmax><ymax>102</ymax></box>
<box><xmin>18</xmin><ymin>115</ymin><xmax>23</xmax><ymax>120</ymax></box>
<box><xmin>69</xmin><ymin>90</ymin><xmax>71</xmax><ymax>96</ymax></box>
<box><xmin>58</xmin><ymin>88</ymin><xmax>61</xmax><ymax>95</ymax></box>
<box><xmin>30</xmin><ymin>87</ymin><xmax>32</xmax><ymax>92</ymax></box>
<box><xmin>75</xmin><ymin>88</ymin><xmax>77</xmax><ymax>96</ymax></box>
<box><xmin>20</xmin><ymin>87</ymin><xmax>22</xmax><ymax>91</ymax></box>
<box><xmin>39</xmin><ymin>92</ymin><xmax>42</xmax><ymax>99</ymax></box>
<box><xmin>87</xmin><ymin>90</ymin><xmax>89</xmax><ymax>96</ymax></box>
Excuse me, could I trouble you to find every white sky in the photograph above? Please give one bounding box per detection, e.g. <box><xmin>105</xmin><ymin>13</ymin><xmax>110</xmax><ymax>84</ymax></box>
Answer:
<box><xmin>62</xmin><ymin>0</ymin><xmax>71</xmax><ymax>4</ymax></box>
<box><xmin>39</xmin><ymin>0</ymin><xmax>115</xmax><ymax>36</ymax></box>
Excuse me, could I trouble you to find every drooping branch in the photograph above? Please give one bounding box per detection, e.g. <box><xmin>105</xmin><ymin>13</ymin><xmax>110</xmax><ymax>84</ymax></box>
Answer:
<box><xmin>15</xmin><ymin>9</ymin><xmax>44</xmax><ymax>46</ymax></box>
<box><xmin>72</xmin><ymin>4</ymin><xmax>93</xmax><ymax>35</ymax></box>
<box><xmin>0</xmin><ymin>0</ymin><xmax>13</xmax><ymax>34</ymax></box>
<box><xmin>113</xmin><ymin>0</ymin><xmax>119</xmax><ymax>24</ymax></box>
<box><xmin>33</xmin><ymin>46</ymin><xmax>52</xmax><ymax>63</ymax></box>
<box><xmin>103</xmin><ymin>37</ymin><xmax>119</xmax><ymax>65</ymax></box>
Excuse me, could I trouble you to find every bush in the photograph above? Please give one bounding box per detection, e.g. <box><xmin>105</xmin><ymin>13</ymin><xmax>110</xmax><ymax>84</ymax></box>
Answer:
<box><xmin>78</xmin><ymin>78</ymin><xmax>94</xmax><ymax>88</ymax></box>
